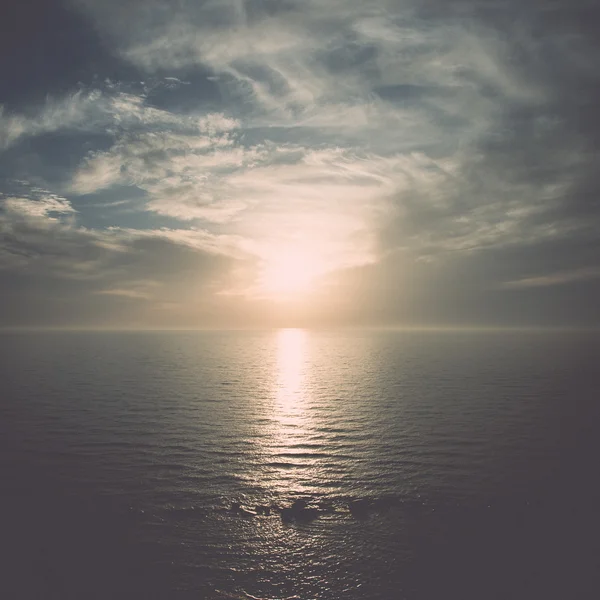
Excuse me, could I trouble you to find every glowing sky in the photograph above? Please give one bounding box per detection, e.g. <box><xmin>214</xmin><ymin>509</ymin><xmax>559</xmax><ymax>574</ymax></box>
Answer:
<box><xmin>1</xmin><ymin>0</ymin><xmax>599</xmax><ymax>328</ymax></box>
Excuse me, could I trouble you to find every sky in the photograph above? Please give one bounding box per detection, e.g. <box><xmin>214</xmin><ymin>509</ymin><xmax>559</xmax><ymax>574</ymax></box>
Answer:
<box><xmin>1</xmin><ymin>0</ymin><xmax>599</xmax><ymax>329</ymax></box>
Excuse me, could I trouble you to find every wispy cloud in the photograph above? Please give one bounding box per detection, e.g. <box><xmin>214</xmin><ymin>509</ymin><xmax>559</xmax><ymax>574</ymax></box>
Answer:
<box><xmin>3</xmin><ymin>194</ymin><xmax>75</xmax><ymax>218</ymax></box>
<box><xmin>93</xmin><ymin>279</ymin><xmax>159</xmax><ymax>300</ymax></box>
<box><xmin>0</xmin><ymin>90</ymin><xmax>103</xmax><ymax>150</ymax></box>
<box><xmin>500</xmin><ymin>267</ymin><xmax>600</xmax><ymax>289</ymax></box>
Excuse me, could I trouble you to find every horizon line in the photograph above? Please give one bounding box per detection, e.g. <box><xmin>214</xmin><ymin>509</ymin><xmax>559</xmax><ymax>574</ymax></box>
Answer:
<box><xmin>1</xmin><ymin>324</ymin><xmax>598</xmax><ymax>334</ymax></box>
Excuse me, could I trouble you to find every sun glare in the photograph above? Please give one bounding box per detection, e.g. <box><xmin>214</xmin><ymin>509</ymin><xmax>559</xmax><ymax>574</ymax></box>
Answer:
<box><xmin>259</xmin><ymin>249</ymin><xmax>323</xmax><ymax>299</ymax></box>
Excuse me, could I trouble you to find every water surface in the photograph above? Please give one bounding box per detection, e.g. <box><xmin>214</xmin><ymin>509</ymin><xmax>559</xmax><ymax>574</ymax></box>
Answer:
<box><xmin>1</xmin><ymin>329</ymin><xmax>598</xmax><ymax>599</ymax></box>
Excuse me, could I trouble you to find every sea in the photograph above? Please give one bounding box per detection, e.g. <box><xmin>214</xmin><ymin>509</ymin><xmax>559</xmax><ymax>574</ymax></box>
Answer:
<box><xmin>1</xmin><ymin>329</ymin><xmax>598</xmax><ymax>599</ymax></box>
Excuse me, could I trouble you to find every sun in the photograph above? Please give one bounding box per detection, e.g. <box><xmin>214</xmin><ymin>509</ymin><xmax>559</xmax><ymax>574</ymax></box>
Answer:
<box><xmin>259</xmin><ymin>249</ymin><xmax>323</xmax><ymax>299</ymax></box>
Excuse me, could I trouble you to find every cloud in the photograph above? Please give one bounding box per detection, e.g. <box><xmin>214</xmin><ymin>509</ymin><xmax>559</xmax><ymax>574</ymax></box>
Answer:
<box><xmin>93</xmin><ymin>280</ymin><xmax>159</xmax><ymax>299</ymax></box>
<box><xmin>0</xmin><ymin>189</ymin><xmax>243</xmax><ymax>278</ymax></box>
<box><xmin>0</xmin><ymin>90</ymin><xmax>105</xmax><ymax>150</ymax></box>
<box><xmin>1</xmin><ymin>0</ymin><xmax>599</xmax><ymax>326</ymax></box>
<box><xmin>69</xmin><ymin>108</ymin><xmax>247</xmax><ymax>221</ymax></box>
<box><xmin>67</xmin><ymin>109</ymin><xmax>399</xmax><ymax>278</ymax></box>
<box><xmin>500</xmin><ymin>267</ymin><xmax>600</xmax><ymax>289</ymax></box>
<box><xmin>0</xmin><ymin>190</ymin><xmax>247</xmax><ymax>327</ymax></box>
<box><xmin>0</xmin><ymin>87</ymin><xmax>208</xmax><ymax>152</ymax></box>
<box><xmin>3</xmin><ymin>194</ymin><xmax>76</xmax><ymax>218</ymax></box>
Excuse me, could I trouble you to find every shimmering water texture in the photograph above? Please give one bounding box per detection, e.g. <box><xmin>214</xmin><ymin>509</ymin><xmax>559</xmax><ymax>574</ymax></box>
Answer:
<box><xmin>1</xmin><ymin>330</ymin><xmax>599</xmax><ymax>599</ymax></box>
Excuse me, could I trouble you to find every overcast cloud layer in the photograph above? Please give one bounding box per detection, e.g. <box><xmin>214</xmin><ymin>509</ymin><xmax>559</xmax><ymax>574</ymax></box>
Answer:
<box><xmin>1</xmin><ymin>0</ymin><xmax>599</xmax><ymax>328</ymax></box>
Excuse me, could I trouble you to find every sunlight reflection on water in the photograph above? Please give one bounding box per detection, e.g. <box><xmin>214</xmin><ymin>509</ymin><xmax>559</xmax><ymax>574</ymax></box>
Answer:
<box><xmin>275</xmin><ymin>328</ymin><xmax>308</xmax><ymax>412</ymax></box>
<box><xmin>263</xmin><ymin>329</ymin><xmax>319</xmax><ymax>494</ymax></box>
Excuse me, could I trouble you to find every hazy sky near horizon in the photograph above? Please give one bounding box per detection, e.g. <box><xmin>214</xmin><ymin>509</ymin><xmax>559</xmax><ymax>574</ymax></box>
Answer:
<box><xmin>1</xmin><ymin>0</ymin><xmax>599</xmax><ymax>328</ymax></box>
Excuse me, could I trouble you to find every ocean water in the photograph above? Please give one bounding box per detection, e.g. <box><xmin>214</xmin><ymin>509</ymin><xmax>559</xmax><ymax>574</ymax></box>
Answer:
<box><xmin>0</xmin><ymin>329</ymin><xmax>598</xmax><ymax>599</ymax></box>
